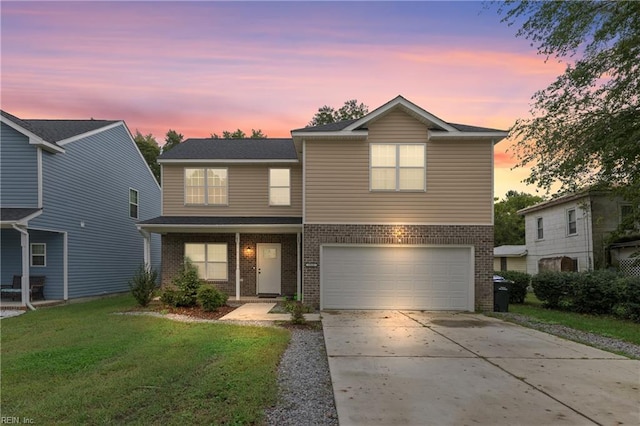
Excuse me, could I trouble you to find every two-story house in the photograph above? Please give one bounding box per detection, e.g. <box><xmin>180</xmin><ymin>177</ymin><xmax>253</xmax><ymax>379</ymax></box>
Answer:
<box><xmin>0</xmin><ymin>111</ymin><xmax>161</xmax><ymax>307</ymax></box>
<box><xmin>518</xmin><ymin>190</ymin><xmax>637</xmax><ymax>274</ymax></box>
<box><xmin>138</xmin><ymin>96</ymin><xmax>507</xmax><ymax>311</ymax></box>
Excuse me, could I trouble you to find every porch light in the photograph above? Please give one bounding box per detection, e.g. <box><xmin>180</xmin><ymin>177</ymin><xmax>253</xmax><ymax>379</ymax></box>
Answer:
<box><xmin>244</xmin><ymin>246</ymin><xmax>254</xmax><ymax>256</ymax></box>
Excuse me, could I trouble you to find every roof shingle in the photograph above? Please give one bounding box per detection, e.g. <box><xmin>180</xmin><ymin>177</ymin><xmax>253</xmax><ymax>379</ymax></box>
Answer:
<box><xmin>158</xmin><ymin>138</ymin><xmax>298</xmax><ymax>161</ymax></box>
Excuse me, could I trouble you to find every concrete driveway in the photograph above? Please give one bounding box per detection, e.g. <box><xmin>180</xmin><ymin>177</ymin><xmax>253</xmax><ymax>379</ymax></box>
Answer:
<box><xmin>322</xmin><ymin>311</ymin><xmax>640</xmax><ymax>426</ymax></box>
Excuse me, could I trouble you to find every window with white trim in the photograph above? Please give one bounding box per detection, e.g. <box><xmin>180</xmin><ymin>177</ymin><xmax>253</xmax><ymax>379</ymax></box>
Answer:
<box><xmin>536</xmin><ymin>217</ymin><xmax>544</xmax><ymax>240</ymax></box>
<box><xmin>129</xmin><ymin>188</ymin><xmax>139</xmax><ymax>219</ymax></box>
<box><xmin>370</xmin><ymin>144</ymin><xmax>425</xmax><ymax>191</ymax></box>
<box><xmin>185</xmin><ymin>243</ymin><xmax>228</xmax><ymax>280</ymax></box>
<box><xmin>184</xmin><ymin>168</ymin><xmax>228</xmax><ymax>205</ymax></box>
<box><xmin>269</xmin><ymin>168</ymin><xmax>290</xmax><ymax>206</ymax></box>
<box><xmin>31</xmin><ymin>243</ymin><xmax>46</xmax><ymax>267</ymax></box>
<box><xmin>567</xmin><ymin>208</ymin><xmax>577</xmax><ymax>235</ymax></box>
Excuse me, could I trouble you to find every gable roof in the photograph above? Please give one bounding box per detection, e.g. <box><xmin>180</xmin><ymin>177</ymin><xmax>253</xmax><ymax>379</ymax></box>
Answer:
<box><xmin>292</xmin><ymin>95</ymin><xmax>508</xmax><ymax>142</ymax></box>
<box><xmin>1</xmin><ymin>110</ymin><xmax>121</xmax><ymax>151</ymax></box>
<box><xmin>158</xmin><ymin>138</ymin><xmax>299</xmax><ymax>163</ymax></box>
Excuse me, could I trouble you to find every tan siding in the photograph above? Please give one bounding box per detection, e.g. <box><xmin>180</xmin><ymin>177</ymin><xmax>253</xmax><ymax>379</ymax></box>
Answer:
<box><xmin>305</xmin><ymin>109</ymin><xmax>493</xmax><ymax>224</ymax></box>
<box><xmin>163</xmin><ymin>164</ymin><xmax>302</xmax><ymax>216</ymax></box>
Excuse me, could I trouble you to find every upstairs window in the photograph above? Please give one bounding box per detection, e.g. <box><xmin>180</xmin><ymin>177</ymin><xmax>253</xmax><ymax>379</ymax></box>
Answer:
<box><xmin>185</xmin><ymin>243</ymin><xmax>228</xmax><ymax>280</ymax></box>
<box><xmin>567</xmin><ymin>208</ymin><xmax>577</xmax><ymax>235</ymax></box>
<box><xmin>536</xmin><ymin>217</ymin><xmax>544</xmax><ymax>240</ymax></box>
<box><xmin>129</xmin><ymin>188</ymin><xmax>139</xmax><ymax>219</ymax></box>
<box><xmin>185</xmin><ymin>168</ymin><xmax>228</xmax><ymax>205</ymax></box>
<box><xmin>269</xmin><ymin>168</ymin><xmax>291</xmax><ymax>206</ymax></box>
<box><xmin>30</xmin><ymin>243</ymin><xmax>46</xmax><ymax>267</ymax></box>
<box><xmin>370</xmin><ymin>144</ymin><xmax>426</xmax><ymax>191</ymax></box>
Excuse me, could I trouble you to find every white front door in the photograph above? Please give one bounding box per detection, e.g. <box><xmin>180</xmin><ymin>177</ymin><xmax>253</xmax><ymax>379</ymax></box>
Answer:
<box><xmin>257</xmin><ymin>243</ymin><xmax>281</xmax><ymax>294</ymax></box>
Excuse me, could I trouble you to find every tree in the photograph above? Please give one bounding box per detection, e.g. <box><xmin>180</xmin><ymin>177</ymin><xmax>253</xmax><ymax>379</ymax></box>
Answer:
<box><xmin>494</xmin><ymin>190</ymin><xmax>544</xmax><ymax>246</ymax></box>
<box><xmin>162</xmin><ymin>129</ymin><xmax>183</xmax><ymax>153</ymax></box>
<box><xmin>133</xmin><ymin>130</ymin><xmax>160</xmax><ymax>183</ymax></box>
<box><xmin>308</xmin><ymin>99</ymin><xmax>369</xmax><ymax>126</ymax></box>
<box><xmin>498</xmin><ymin>1</ymin><xmax>640</xmax><ymax>225</ymax></box>
<box><xmin>210</xmin><ymin>128</ymin><xmax>267</xmax><ymax>139</ymax></box>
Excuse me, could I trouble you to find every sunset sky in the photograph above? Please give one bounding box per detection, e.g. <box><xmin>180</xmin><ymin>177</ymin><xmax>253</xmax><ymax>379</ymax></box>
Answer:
<box><xmin>1</xmin><ymin>1</ymin><xmax>567</xmax><ymax>198</ymax></box>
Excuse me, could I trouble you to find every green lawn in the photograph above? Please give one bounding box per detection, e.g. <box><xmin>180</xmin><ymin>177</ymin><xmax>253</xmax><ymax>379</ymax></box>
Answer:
<box><xmin>1</xmin><ymin>295</ymin><xmax>290</xmax><ymax>425</ymax></box>
<box><xmin>508</xmin><ymin>293</ymin><xmax>640</xmax><ymax>345</ymax></box>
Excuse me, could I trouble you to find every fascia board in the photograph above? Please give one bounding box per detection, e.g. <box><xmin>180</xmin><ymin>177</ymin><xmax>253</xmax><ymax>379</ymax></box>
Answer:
<box><xmin>157</xmin><ymin>158</ymin><xmax>299</xmax><ymax>164</ymax></box>
<box><xmin>56</xmin><ymin>121</ymin><xmax>123</xmax><ymax>146</ymax></box>
<box><xmin>343</xmin><ymin>96</ymin><xmax>458</xmax><ymax>133</ymax></box>
<box><xmin>290</xmin><ymin>131</ymin><xmax>368</xmax><ymax>139</ymax></box>
<box><xmin>0</xmin><ymin>116</ymin><xmax>65</xmax><ymax>154</ymax></box>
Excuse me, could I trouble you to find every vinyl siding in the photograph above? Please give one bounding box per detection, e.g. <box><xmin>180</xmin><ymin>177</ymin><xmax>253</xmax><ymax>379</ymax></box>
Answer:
<box><xmin>0</xmin><ymin>123</ymin><xmax>38</xmax><ymax>207</ymax></box>
<box><xmin>304</xmin><ymin>109</ymin><xmax>494</xmax><ymax>224</ymax></box>
<box><xmin>162</xmin><ymin>164</ymin><xmax>302</xmax><ymax>217</ymax></box>
<box><xmin>28</xmin><ymin>124</ymin><xmax>161</xmax><ymax>298</ymax></box>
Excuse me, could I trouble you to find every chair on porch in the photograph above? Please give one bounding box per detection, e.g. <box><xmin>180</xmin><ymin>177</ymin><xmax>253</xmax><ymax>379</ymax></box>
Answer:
<box><xmin>0</xmin><ymin>275</ymin><xmax>46</xmax><ymax>301</ymax></box>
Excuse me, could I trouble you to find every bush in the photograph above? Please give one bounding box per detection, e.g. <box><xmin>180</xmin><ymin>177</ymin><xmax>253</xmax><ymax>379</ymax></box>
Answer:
<box><xmin>129</xmin><ymin>265</ymin><xmax>159</xmax><ymax>307</ymax></box>
<box><xmin>495</xmin><ymin>271</ymin><xmax>531</xmax><ymax>304</ymax></box>
<box><xmin>197</xmin><ymin>286</ymin><xmax>228</xmax><ymax>312</ymax></box>
<box><xmin>570</xmin><ymin>270</ymin><xmax>619</xmax><ymax>315</ymax></box>
<box><xmin>532</xmin><ymin>271</ymin><xmax>573</xmax><ymax>309</ymax></box>
<box><xmin>613</xmin><ymin>276</ymin><xmax>640</xmax><ymax>322</ymax></box>
<box><xmin>283</xmin><ymin>299</ymin><xmax>312</xmax><ymax>325</ymax></box>
<box><xmin>161</xmin><ymin>259</ymin><xmax>203</xmax><ymax>308</ymax></box>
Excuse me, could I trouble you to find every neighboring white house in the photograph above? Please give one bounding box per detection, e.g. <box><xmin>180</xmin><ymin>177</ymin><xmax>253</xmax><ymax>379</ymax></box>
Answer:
<box><xmin>518</xmin><ymin>190</ymin><xmax>637</xmax><ymax>275</ymax></box>
<box><xmin>493</xmin><ymin>245</ymin><xmax>527</xmax><ymax>273</ymax></box>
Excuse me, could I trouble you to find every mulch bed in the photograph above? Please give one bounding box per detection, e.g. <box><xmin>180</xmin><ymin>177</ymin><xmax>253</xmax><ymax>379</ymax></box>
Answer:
<box><xmin>128</xmin><ymin>300</ymin><xmax>237</xmax><ymax>320</ymax></box>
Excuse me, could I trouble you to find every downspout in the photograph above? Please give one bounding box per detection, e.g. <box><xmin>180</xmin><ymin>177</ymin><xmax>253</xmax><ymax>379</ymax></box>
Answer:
<box><xmin>296</xmin><ymin>233</ymin><xmax>301</xmax><ymax>301</ymax></box>
<box><xmin>12</xmin><ymin>224</ymin><xmax>36</xmax><ymax>310</ymax></box>
<box><xmin>235</xmin><ymin>233</ymin><xmax>240</xmax><ymax>301</ymax></box>
<box><xmin>138</xmin><ymin>228</ymin><xmax>152</xmax><ymax>268</ymax></box>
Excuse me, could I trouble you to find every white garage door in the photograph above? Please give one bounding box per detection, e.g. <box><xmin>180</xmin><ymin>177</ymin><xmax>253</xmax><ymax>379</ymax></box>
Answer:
<box><xmin>321</xmin><ymin>245</ymin><xmax>473</xmax><ymax>310</ymax></box>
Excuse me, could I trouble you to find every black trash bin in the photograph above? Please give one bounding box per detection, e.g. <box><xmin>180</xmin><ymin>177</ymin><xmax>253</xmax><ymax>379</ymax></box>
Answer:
<box><xmin>493</xmin><ymin>278</ymin><xmax>509</xmax><ymax>312</ymax></box>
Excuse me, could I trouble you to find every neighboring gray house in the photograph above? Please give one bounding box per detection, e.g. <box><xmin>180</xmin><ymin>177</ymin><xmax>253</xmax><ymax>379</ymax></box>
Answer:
<box><xmin>0</xmin><ymin>111</ymin><xmax>161</xmax><ymax>307</ymax></box>
<box><xmin>518</xmin><ymin>190</ymin><xmax>637</xmax><ymax>275</ymax></box>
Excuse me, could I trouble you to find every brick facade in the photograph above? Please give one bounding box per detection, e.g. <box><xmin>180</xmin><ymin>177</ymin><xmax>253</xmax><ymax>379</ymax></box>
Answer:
<box><xmin>161</xmin><ymin>233</ymin><xmax>299</xmax><ymax>298</ymax></box>
<box><xmin>302</xmin><ymin>224</ymin><xmax>494</xmax><ymax>311</ymax></box>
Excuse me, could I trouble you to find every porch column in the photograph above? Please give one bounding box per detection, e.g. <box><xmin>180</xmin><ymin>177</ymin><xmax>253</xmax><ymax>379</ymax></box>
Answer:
<box><xmin>235</xmin><ymin>233</ymin><xmax>240</xmax><ymax>300</ymax></box>
<box><xmin>297</xmin><ymin>232</ymin><xmax>301</xmax><ymax>301</ymax></box>
<box><xmin>140</xmin><ymin>230</ymin><xmax>151</xmax><ymax>268</ymax></box>
<box><xmin>12</xmin><ymin>224</ymin><xmax>30</xmax><ymax>308</ymax></box>
<box><xmin>63</xmin><ymin>232</ymin><xmax>69</xmax><ymax>301</ymax></box>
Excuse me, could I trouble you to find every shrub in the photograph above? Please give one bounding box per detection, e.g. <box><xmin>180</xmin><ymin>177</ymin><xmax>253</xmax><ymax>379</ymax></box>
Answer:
<box><xmin>283</xmin><ymin>299</ymin><xmax>312</xmax><ymax>325</ymax></box>
<box><xmin>128</xmin><ymin>265</ymin><xmax>159</xmax><ymax>307</ymax></box>
<box><xmin>495</xmin><ymin>271</ymin><xmax>531</xmax><ymax>304</ymax></box>
<box><xmin>532</xmin><ymin>271</ymin><xmax>573</xmax><ymax>309</ymax></box>
<box><xmin>197</xmin><ymin>286</ymin><xmax>228</xmax><ymax>312</ymax></box>
<box><xmin>613</xmin><ymin>276</ymin><xmax>640</xmax><ymax>323</ymax></box>
<box><xmin>570</xmin><ymin>270</ymin><xmax>619</xmax><ymax>315</ymax></box>
<box><xmin>161</xmin><ymin>259</ymin><xmax>203</xmax><ymax>308</ymax></box>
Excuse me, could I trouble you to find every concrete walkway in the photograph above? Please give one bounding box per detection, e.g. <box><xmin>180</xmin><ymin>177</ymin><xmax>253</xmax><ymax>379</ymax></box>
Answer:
<box><xmin>323</xmin><ymin>310</ymin><xmax>640</xmax><ymax>426</ymax></box>
<box><xmin>219</xmin><ymin>302</ymin><xmax>320</xmax><ymax>321</ymax></box>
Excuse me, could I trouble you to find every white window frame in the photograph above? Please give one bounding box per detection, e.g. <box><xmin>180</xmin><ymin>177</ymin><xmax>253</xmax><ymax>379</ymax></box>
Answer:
<box><xmin>129</xmin><ymin>188</ymin><xmax>139</xmax><ymax>219</ymax></box>
<box><xmin>30</xmin><ymin>243</ymin><xmax>46</xmax><ymax>267</ymax></box>
<box><xmin>370</xmin><ymin>143</ymin><xmax>426</xmax><ymax>192</ymax></box>
<box><xmin>269</xmin><ymin>168</ymin><xmax>291</xmax><ymax>206</ymax></box>
<box><xmin>566</xmin><ymin>208</ymin><xmax>577</xmax><ymax>236</ymax></box>
<box><xmin>184</xmin><ymin>168</ymin><xmax>228</xmax><ymax>206</ymax></box>
<box><xmin>536</xmin><ymin>217</ymin><xmax>544</xmax><ymax>240</ymax></box>
<box><xmin>184</xmin><ymin>243</ymin><xmax>228</xmax><ymax>281</ymax></box>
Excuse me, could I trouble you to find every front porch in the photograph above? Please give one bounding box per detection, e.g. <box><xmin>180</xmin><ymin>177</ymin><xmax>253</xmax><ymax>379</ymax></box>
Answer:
<box><xmin>137</xmin><ymin>216</ymin><xmax>303</xmax><ymax>302</ymax></box>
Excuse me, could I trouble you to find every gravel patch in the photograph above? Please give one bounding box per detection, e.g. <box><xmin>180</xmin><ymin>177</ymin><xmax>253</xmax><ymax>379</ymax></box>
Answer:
<box><xmin>493</xmin><ymin>312</ymin><xmax>640</xmax><ymax>359</ymax></box>
<box><xmin>265</xmin><ymin>328</ymin><xmax>338</xmax><ymax>426</ymax></box>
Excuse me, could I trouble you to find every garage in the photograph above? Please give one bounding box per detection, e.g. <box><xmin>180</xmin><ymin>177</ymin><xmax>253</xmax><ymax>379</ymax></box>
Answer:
<box><xmin>321</xmin><ymin>245</ymin><xmax>474</xmax><ymax>310</ymax></box>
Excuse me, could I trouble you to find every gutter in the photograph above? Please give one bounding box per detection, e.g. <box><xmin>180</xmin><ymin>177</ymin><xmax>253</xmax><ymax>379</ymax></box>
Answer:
<box><xmin>11</xmin><ymin>224</ymin><xmax>36</xmax><ymax>311</ymax></box>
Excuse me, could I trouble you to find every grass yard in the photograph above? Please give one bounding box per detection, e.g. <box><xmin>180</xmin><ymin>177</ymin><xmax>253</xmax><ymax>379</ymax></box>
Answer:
<box><xmin>0</xmin><ymin>295</ymin><xmax>290</xmax><ymax>425</ymax></box>
<box><xmin>508</xmin><ymin>293</ymin><xmax>640</xmax><ymax>345</ymax></box>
